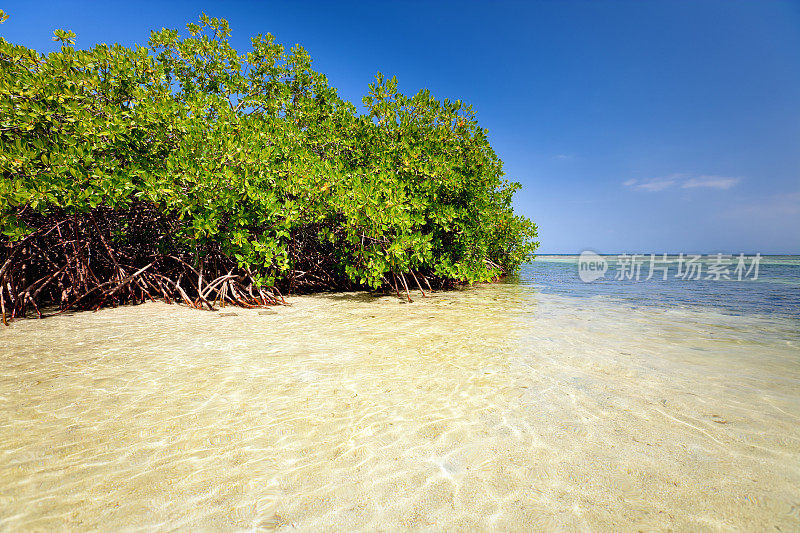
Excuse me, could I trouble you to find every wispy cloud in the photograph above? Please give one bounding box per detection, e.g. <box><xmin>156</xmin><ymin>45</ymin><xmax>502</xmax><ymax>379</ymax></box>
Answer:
<box><xmin>623</xmin><ymin>175</ymin><xmax>680</xmax><ymax>192</ymax></box>
<box><xmin>624</xmin><ymin>173</ymin><xmax>741</xmax><ymax>192</ymax></box>
<box><xmin>681</xmin><ymin>175</ymin><xmax>741</xmax><ymax>190</ymax></box>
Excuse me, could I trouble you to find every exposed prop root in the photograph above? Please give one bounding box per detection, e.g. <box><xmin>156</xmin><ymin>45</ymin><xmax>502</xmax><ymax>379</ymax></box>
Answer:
<box><xmin>1</xmin><ymin>207</ymin><xmax>464</xmax><ymax>323</ymax></box>
<box><xmin>399</xmin><ymin>273</ymin><xmax>412</xmax><ymax>303</ymax></box>
<box><xmin>410</xmin><ymin>270</ymin><xmax>427</xmax><ymax>298</ymax></box>
<box><xmin>0</xmin><ymin>208</ymin><xmax>284</xmax><ymax>323</ymax></box>
<box><xmin>387</xmin><ymin>270</ymin><xmax>434</xmax><ymax>302</ymax></box>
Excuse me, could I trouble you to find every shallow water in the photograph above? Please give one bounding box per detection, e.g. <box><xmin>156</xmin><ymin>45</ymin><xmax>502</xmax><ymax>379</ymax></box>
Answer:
<box><xmin>1</xmin><ymin>277</ymin><xmax>800</xmax><ymax>530</ymax></box>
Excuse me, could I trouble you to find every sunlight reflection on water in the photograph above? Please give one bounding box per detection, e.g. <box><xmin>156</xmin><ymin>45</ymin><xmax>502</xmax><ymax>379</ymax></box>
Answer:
<box><xmin>1</xmin><ymin>278</ymin><xmax>799</xmax><ymax>530</ymax></box>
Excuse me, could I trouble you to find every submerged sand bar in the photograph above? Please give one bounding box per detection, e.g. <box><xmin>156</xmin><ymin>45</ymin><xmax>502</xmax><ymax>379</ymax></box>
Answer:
<box><xmin>1</xmin><ymin>284</ymin><xmax>799</xmax><ymax>530</ymax></box>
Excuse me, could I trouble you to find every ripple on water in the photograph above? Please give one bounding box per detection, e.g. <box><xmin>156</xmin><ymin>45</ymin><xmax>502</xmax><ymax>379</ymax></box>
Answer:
<box><xmin>1</xmin><ymin>286</ymin><xmax>799</xmax><ymax>531</ymax></box>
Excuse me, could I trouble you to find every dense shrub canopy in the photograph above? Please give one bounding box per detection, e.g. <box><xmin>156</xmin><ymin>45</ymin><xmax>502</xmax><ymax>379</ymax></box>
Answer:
<box><xmin>0</xmin><ymin>14</ymin><xmax>537</xmax><ymax>320</ymax></box>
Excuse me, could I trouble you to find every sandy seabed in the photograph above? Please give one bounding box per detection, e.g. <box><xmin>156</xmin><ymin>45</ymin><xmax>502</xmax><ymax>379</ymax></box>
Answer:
<box><xmin>1</xmin><ymin>283</ymin><xmax>799</xmax><ymax>531</ymax></box>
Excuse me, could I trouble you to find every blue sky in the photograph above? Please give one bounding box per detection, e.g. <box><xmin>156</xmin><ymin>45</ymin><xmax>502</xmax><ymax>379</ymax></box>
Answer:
<box><xmin>2</xmin><ymin>1</ymin><xmax>799</xmax><ymax>253</ymax></box>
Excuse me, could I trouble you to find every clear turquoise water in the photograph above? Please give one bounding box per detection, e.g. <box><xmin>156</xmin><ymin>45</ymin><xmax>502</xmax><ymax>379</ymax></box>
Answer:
<box><xmin>521</xmin><ymin>255</ymin><xmax>800</xmax><ymax>319</ymax></box>
<box><xmin>2</xmin><ymin>259</ymin><xmax>799</xmax><ymax>529</ymax></box>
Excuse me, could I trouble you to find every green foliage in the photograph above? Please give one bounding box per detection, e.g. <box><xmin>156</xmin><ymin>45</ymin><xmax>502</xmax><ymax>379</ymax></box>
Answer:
<box><xmin>1</xmin><ymin>15</ymin><xmax>537</xmax><ymax>297</ymax></box>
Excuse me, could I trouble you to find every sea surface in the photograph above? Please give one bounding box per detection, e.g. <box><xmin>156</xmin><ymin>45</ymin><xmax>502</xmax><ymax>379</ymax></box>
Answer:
<box><xmin>1</xmin><ymin>257</ymin><xmax>799</xmax><ymax>531</ymax></box>
<box><xmin>528</xmin><ymin>254</ymin><xmax>800</xmax><ymax>319</ymax></box>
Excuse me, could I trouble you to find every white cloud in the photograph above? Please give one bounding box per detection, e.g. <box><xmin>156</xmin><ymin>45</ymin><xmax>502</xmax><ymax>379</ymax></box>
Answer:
<box><xmin>623</xmin><ymin>175</ymin><xmax>680</xmax><ymax>192</ymax></box>
<box><xmin>637</xmin><ymin>178</ymin><xmax>677</xmax><ymax>192</ymax></box>
<box><xmin>681</xmin><ymin>175</ymin><xmax>741</xmax><ymax>190</ymax></box>
<box><xmin>624</xmin><ymin>173</ymin><xmax>741</xmax><ymax>192</ymax></box>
